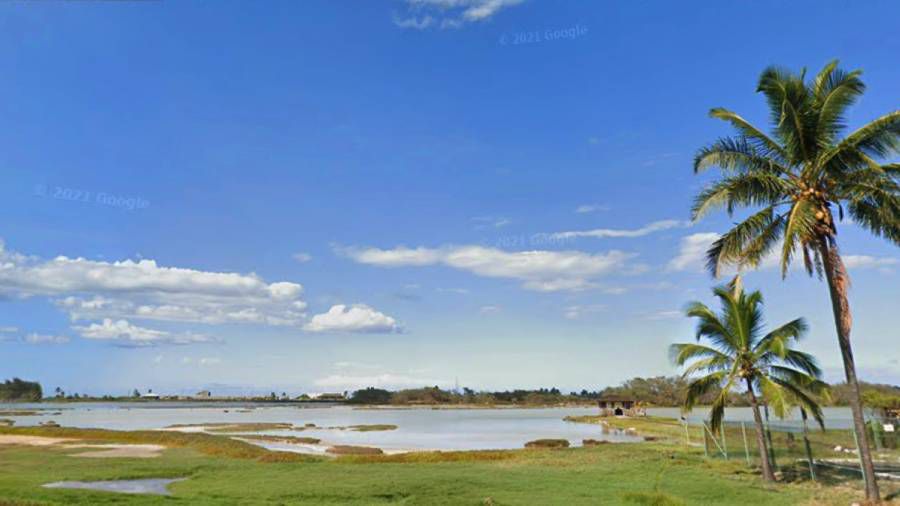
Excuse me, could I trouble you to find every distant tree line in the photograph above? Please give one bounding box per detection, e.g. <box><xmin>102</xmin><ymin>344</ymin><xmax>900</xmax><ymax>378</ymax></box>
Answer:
<box><xmin>347</xmin><ymin>378</ymin><xmax>900</xmax><ymax>408</ymax></box>
<box><xmin>0</xmin><ymin>378</ymin><xmax>42</xmax><ymax>401</ymax></box>
<box><xmin>347</xmin><ymin>386</ymin><xmax>601</xmax><ymax>406</ymax></box>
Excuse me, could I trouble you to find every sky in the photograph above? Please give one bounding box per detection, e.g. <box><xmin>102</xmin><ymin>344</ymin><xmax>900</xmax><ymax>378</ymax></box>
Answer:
<box><xmin>0</xmin><ymin>0</ymin><xmax>898</xmax><ymax>396</ymax></box>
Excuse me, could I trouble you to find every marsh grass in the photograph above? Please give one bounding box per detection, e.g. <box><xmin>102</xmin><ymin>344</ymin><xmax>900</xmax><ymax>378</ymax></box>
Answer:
<box><xmin>346</xmin><ymin>424</ymin><xmax>398</xmax><ymax>432</ymax></box>
<box><xmin>0</xmin><ymin>426</ymin><xmax>317</xmax><ymax>462</ymax></box>
<box><xmin>326</xmin><ymin>445</ymin><xmax>384</xmax><ymax>455</ymax></box>
<box><xmin>238</xmin><ymin>434</ymin><xmax>322</xmax><ymax>445</ymax></box>
<box><xmin>0</xmin><ymin>425</ymin><xmax>872</xmax><ymax>504</ymax></box>
<box><xmin>524</xmin><ymin>439</ymin><xmax>570</xmax><ymax>448</ymax></box>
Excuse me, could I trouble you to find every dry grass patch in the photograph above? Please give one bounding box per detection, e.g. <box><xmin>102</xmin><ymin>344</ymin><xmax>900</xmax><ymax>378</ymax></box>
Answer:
<box><xmin>524</xmin><ymin>439</ymin><xmax>570</xmax><ymax>449</ymax></box>
<box><xmin>238</xmin><ymin>435</ymin><xmax>322</xmax><ymax>445</ymax></box>
<box><xmin>326</xmin><ymin>445</ymin><xmax>384</xmax><ymax>455</ymax></box>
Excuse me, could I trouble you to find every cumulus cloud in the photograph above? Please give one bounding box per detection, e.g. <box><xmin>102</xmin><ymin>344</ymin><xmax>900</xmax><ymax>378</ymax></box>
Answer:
<box><xmin>667</xmin><ymin>233</ymin><xmax>720</xmax><ymax>272</ymax></box>
<box><xmin>74</xmin><ymin>318</ymin><xmax>217</xmax><ymax>347</ymax></box>
<box><xmin>550</xmin><ymin>220</ymin><xmax>690</xmax><ymax>240</ymax></box>
<box><xmin>0</xmin><ymin>240</ymin><xmax>308</xmax><ymax>330</ymax></box>
<box><xmin>394</xmin><ymin>0</ymin><xmax>524</xmax><ymax>30</ymax></box>
<box><xmin>340</xmin><ymin>244</ymin><xmax>634</xmax><ymax>292</ymax></box>
<box><xmin>843</xmin><ymin>255</ymin><xmax>899</xmax><ymax>271</ymax></box>
<box><xmin>304</xmin><ymin>304</ymin><xmax>401</xmax><ymax>333</ymax></box>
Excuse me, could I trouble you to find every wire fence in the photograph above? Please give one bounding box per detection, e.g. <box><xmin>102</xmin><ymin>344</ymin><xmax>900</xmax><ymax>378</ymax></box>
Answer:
<box><xmin>686</xmin><ymin>415</ymin><xmax>900</xmax><ymax>488</ymax></box>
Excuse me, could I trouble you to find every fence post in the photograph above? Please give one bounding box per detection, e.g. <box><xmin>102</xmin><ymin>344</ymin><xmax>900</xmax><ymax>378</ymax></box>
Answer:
<box><xmin>741</xmin><ymin>421</ymin><xmax>751</xmax><ymax>466</ymax></box>
<box><xmin>800</xmin><ymin>408</ymin><xmax>816</xmax><ymax>482</ymax></box>
<box><xmin>870</xmin><ymin>420</ymin><xmax>883</xmax><ymax>451</ymax></box>
<box><xmin>721</xmin><ymin>424</ymin><xmax>728</xmax><ymax>460</ymax></box>
<box><xmin>851</xmin><ymin>428</ymin><xmax>867</xmax><ymax>483</ymax></box>
<box><xmin>703</xmin><ymin>422</ymin><xmax>710</xmax><ymax>458</ymax></box>
<box><xmin>763</xmin><ymin>405</ymin><xmax>777</xmax><ymax>470</ymax></box>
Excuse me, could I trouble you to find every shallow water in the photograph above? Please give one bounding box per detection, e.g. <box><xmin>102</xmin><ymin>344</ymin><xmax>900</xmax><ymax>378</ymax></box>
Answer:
<box><xmin>647</xmin><ymin>406</ymin><xmax>857</xmax><ymax>430</ymax></box>
<box><xmin>42</xmin><ymin>478</ymin><xmax>183</xmax><ymax>495</ymax></box>
<box><xmin>1</xmin><ymin>403</ymin><xmax>643</xmax><ymax>451</ymax></box>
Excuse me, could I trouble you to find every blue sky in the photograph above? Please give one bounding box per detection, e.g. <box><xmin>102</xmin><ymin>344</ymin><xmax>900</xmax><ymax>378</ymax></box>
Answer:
<box><xmin>1</xmin><ymin>0</ymin><xmax>898</xmax><ymax>396</ymax></box>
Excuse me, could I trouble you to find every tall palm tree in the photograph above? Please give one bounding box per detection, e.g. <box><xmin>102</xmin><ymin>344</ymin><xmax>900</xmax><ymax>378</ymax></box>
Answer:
<box><xmin>671</xmin><ymin>279</ymin><xmax>827</xmax><ymax>482</ymax></box>
<box><xmin>691</xmin><ymin>60</ymin><xmax>899</xmax><ymax>500</ymax></box>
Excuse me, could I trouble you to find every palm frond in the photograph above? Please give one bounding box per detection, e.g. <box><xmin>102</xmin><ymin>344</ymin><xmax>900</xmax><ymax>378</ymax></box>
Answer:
<box><xmin>769</xmin><ymin>376</ymin><xmax>827</xmax><ymax>429</ymax></box>
<box><xmin>670</xmin><ymin>343</ymin><xmax>730</xmax><ymax>367</ymax></box>
<box><xmin>684</xmin><ymin>301</ymin><xmax>736</xmax><ymax>350</ymax></box>
<box><xmin>822</xmin><ymin>110</ymin><xmax>900</xmax><ymax>165</ymax></box>
<box><xmin>780</xmin><ymin>199</ymin><xmax>819</xmax><ymax>277</ymax></box>
<box><xmin>754</xmin><ymin>318</ymin><xmax>808</xmax><ymax>357</ymax></box>
<box><xmin>844</xmin><ymin>178</ymin><xmax>900</xmax><ymax>246</ymax></box>
<box><xmin>683</xmin><ymin>372</ymin><xmax>725</xmax><ymax>412</ymax></box>
<box><xmin>691</xmin><ymin>172</ymin><xmax>793</xmax><ymax>220</ymax></box>
<box><xmin>812</xmin><ymin>61</ymin><xmax>865</xmax><ymax>145</ymax></box>
<box><xmin>782</xmin><ymin>350</ymin><xmax>823</xmax><ymax>378</ymax></box>
<box><xmin>707</xmin><ymin>109</ymin><xmax>789</xmax><ymax>163</ymax></box>
<box><xmin>757</xmin><ymin>375</ymin><xmax>793</xmax><ymax>420</ymax></box>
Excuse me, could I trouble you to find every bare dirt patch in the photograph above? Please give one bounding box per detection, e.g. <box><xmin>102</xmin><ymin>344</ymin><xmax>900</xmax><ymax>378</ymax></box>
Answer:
<box><xmin>66</xmin><ymin>443</ymin><xmax>165</xmax><ymax>458</ymax></box>
<box><xmin>0</xmin><ymin>435</ymin><xmax>76</xmax><ymax>446</ymax></box>
<box><xmin>0</xmin><ymin>435</ymin><xmax>164</xmax><ymax>458</ymax></box>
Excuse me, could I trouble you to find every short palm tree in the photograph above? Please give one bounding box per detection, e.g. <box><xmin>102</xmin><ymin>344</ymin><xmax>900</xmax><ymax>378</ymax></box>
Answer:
<box><xmin>671</xmin><ymin>279</ymin><xmax>827</xmax><ymax>482</ymax></box>
<box><xmin>692</xmin><ymin>60</ymin><xmax>899</xmax><ymax>500</ymax></box>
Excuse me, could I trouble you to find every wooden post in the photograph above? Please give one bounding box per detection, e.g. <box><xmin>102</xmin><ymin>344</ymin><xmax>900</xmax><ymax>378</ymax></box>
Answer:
<box><xmin>721</xmin><ymin>423</ymin><xmax>729</xmax><ymax>460</ymax></box>
<box><xmin>741</xmin><ymin>421</ymin><xmax>751</xmax><ymax>466</ymax></box>
<box><xmin>852</xmin><ymin>428</ymin><xmax>867</xmax><ymax>483</ymax></box>
<box><xmin>764</xmin><ymin>404</ymin><xmax>777</xmax><ymax>470</ymax></box>
<box><xmin>800</xmin><ymin>408</ymin><xmax>816</xmax><ymax>482</ymax></box>
<box><xmin>703</xmin><ymin>422</ymin><xmax>710</xmax><ymax>458</ymax></box>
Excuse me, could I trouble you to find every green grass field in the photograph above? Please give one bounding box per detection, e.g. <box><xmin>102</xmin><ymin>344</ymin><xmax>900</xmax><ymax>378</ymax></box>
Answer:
<box><xmin>0</xmin><ymin>424</ymin><xmax>882</xmax><ymax>505</ymax></box>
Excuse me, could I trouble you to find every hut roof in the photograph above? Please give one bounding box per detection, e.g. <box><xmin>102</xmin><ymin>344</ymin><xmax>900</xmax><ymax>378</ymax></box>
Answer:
<box><xmin>597</xmin><ymin>395</ymin><xmax>634</xmax><ymax>402</ymax></box>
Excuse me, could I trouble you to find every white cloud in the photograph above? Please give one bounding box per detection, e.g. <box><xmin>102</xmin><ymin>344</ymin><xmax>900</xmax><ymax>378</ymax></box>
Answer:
<box><xmin>575</xmin><ymin>203</ymin><xmax>609</xmax><ymax>214</ymax></box>
<box><xmin>667</xmin><ymin>233</ymin><xmax>720</xmax><ymax>272</ymax></box>
<box><xmin>551</xmin><ymin>219</ymin><xmax>690</xmax><ymax>240</ymax></box>
<box><xmin>472</xmin><ymin>216</ymin><xmax>511</xmax><ymax>229</ymax></box>
<box><xmin>563</xmin><ymin>304</ymin><xmax>606</xmax><ymax>320</ymax></box>
<box><xmin>479</xmin><ymin>304</ymin><xmax>501</xmax><ymax>315</ymax></box>
<box><xmin>341</xmin><ymin>244</ymin><xmax>635</xmax><ymax>292</ymax></box>
<box><xmin>292</xmin><ymin>252</ymin><xmax>313</xmax><ymax>263</ymax></box>
<box><xmin>74</xmin><ymin>318</ymin><xmax>217</xmax><ymax>347</ymax></box>
<box><xmin>304</xmin><ymin>304</ymin><xmax>400</xmax><ymax>333</ymax></box>
<box><xmin>0</xmin><ymin>326</ymin><xmax>18</xmax><ymax>333</ymax></box>
<box><xmin>437</xmin><ymin>287</ymin><xmax>470</xmax><ymax>294</ymax></box>
<box><xmin>843</xmin><ymin>255</ymin><xmax>899</xmax><ymax>270</ymax></box>
<box><xmin>0</xmin><ymin>239</ymin><xmax>310</xmax><ymax>336</ymax></box>
<box><xmin>666</xmin><ymin>233</ymin><xmax>897</xmax><ymax>275</ymax></box>
<box><xmin>394</xmin><ymin>0</ymin><xmax>524</xmax><ymax>30</ymax></box>
<box><xmin>24</xmin><ymin>333</ymin><xmax>70</xmax><ymax>345</ymax></box>
<box><xmin>645</xmin><ymin>310</ymin><xmax>683</xmax><ymax>321</ymax></box>
<box><xmin>334</xmin><ymin>361</ymin><xmax>383</xmax><ymax>370</ymax></box>
<box><xmin>314</xmin><ymin>373</ymin><xmax>449</xmax><ymax>390</ymax></box>
<box><xmin>199</xmin><ymin>357</ymin><xmax>222</xmax><ymax>366</ymax></box>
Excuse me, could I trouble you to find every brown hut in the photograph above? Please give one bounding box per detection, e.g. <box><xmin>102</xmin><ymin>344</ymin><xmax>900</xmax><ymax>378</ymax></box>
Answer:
<box><xmin>597</xmin><ymin>396</ymin><xmax>643</xmax><ymax>417</ymax></box>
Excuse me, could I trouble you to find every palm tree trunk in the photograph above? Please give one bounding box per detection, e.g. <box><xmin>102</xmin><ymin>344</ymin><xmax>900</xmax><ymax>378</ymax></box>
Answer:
<box><xmin>818</xmin><ymin>238</ymin><xmax>880</xmax><ymax>501</ymax></box>
<box><xmin>746</xmin><ymin>378</ymin><xmax>775</xmax><ymax>481</ymax></box>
